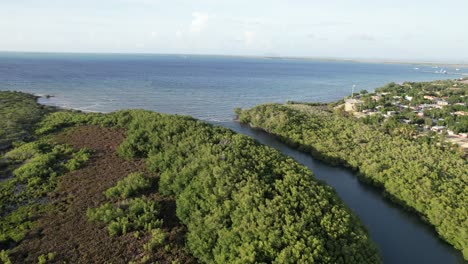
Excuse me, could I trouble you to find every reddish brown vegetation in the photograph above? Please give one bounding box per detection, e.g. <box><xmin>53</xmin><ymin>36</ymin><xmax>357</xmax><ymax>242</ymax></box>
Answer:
<box><xmin>11</xmin><ymin>126</ymin><xmax>195</xmax><ymax>263</ymax></box>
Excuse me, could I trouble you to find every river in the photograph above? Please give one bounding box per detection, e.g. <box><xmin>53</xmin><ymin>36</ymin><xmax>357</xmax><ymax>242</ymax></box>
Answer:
<box><xmin>222</xmin><ymin>121</ymin><xmax>466</xmax><ymax>263</ymax></box>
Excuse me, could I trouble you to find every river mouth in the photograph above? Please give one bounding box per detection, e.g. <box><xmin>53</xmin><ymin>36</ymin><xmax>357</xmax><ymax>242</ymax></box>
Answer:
<box><xmin>219</xmin><ymin>120</ymin><xmax>465</xmax><ymax>264</ymax></box>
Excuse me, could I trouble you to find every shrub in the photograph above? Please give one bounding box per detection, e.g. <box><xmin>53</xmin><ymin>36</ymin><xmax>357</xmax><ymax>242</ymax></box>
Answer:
<box><xmin>37</xmin><ymin>252</ymin><xmax>55</xmax><ymax>264</ymax></box>
<box><xmin>0</xmin><ymin>250</ymin><xmax>12</xmax><ymax>264</ymax></box>
<box><xmin>3</xmin><ymin>141</ymin><xmax>47</xmax><ymax>161</ymax></box>
<box><xmin>104</xmin><ymin>172</ymin><xmax>151</xmax><ymax>199</ymax></box>
<box><xmin>0</xmin><ymin>205</ymin><xmax>37</xmax><ymax>245</ymax></box>
<box><xmin>87</xmin><ymin>198</ymin><xmax>163</xmax><ymax>236</ymax></box>
<box><xmin>144</xmin><ymin>228</ymin><xmax>167</xmax><ymax>252</ymax></box>
<box><xmin>64</xmin><ymin>148</ymin><xmax>92</xmax><ymax>171</ymax></box>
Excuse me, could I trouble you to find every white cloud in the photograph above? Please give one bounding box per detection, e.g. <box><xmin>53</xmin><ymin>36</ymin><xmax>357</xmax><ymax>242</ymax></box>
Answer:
<box><xmin>244</xmin><ymin>31</ymin><xmax>255</xmax><ymax>46</ymax></box>
<box><xmin>190</xmin><ymin>12</ymin><xmax>209</xmax><ymax>33</ymax></box>
<box><xmin>175</xmin><ymin>30</ymin><xmax>183</xmax><ymax>38</ymax></box>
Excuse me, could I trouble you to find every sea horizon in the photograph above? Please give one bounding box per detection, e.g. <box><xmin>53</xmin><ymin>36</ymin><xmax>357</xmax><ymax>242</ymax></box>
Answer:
<box><xmin>1</xmin><ymin>50</ymin><xmax>468</xmax><ymax>67</ymax></box>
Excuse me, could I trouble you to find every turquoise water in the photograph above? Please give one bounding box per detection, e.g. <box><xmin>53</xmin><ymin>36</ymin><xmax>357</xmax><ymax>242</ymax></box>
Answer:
<box><xmin>0</xmin><ymin>52</ymin><xmax>466</xmax><ymax>263</ymax></box>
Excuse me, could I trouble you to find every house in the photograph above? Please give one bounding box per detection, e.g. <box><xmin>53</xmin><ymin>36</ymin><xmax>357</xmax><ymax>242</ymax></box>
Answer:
<box><xmin>344</xmin><ymin>99</ymin><xmax>363</xmax><ymax>112</ymax></box>
<box><xmin>387</xmin><ymin>111</ymin><xmax>397</xmax><ymax>116</ymax></box>
<box><xmin>405</xmin><ymin>95</ymin><xmax>413</xmax><ymax>101</ymax></box>
<box><xmin>371</xmin><ymin>95</ymin><xmax>381</xmax><ymax>101</ymax></box>
<box><xmin>454</xmin><ymin>111</ymin><xmax>468</xmax><ymax>116</ymax></box>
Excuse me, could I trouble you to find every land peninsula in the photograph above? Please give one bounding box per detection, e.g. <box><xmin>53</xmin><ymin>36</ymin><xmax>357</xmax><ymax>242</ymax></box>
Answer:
<box><xmin>0</xmin><ymin>91</ymin><xmax>380</xmax><ymax>263</ymax></box>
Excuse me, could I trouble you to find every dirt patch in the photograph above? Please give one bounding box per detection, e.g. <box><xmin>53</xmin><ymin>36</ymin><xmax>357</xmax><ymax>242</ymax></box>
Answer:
<box><xmin>447</xmin><ymin>135</ymin><xmax>468</xmax><ymax>156</ymax></box>
<box><xmin>11</xmin><ymin>126</ymin><xmax>196</xmax><ymax>264</ymax></box>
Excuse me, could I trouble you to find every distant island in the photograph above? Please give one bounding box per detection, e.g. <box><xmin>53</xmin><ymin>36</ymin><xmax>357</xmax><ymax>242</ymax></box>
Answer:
<box><xmin>236</xmin><ymin>78</ymin><xmax>468</xmax><ymax>260</ymax></box>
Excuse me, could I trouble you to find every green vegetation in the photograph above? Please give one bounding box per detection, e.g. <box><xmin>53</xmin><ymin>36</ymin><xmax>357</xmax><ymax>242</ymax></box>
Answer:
<box><xmin>89</xmin><ymin>168</ymin><xmax>170</xmax><ymax>262</ymax></box>
<box><xmin>87</xmin><ymin>198</ymin><xmax>163</xmax><ymax>236</ymax></box>
<box><xmin>144</xmin><ymin>228</ymin><xmax>167</xmax><ymax>252</ymax></box>
<box><xmin>1</xmin><ymin>92</ymin><xmax>381</xmax><ymax>263</ymax></box>
<box><xmin>237</xmin><ymin>103</ymin><xmax>468</xmax><ymax>259</ymax></box>
<box><xmin>37</xmin><ymin>252</ymin><xmax>56</xmax><ymax>264</ymax></box>
<box><xmin>104</xmin><ymin>172</ymin><xmax>152</xmax><ymax>199</ymax></box>
<box><xmin>0</xmin><ymin>205</ymin><xmax>39</xmax><ymax>246</ymax></box>
<box><xmin>40</xmin><ymin>109</ymin><xmax>380</xmax><ymax>263</ymax></box>
<box><xmin>0</xmin><ymin>91</ymin><xmax>54</xmax><ymax>150</ymax></box>
<box><xmin>0</xmin><ymin>250</ymin><xmax>12</xmax><ymax>264</ymax></box>
<box><xmin>0</xmin><ymin>140</ymin><xmax>91</xmax><ymax>246</ymax></box>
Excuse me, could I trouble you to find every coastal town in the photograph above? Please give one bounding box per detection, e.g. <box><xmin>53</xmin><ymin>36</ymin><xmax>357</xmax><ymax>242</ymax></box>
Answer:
<box><xmin>340</xmin><ymin>78</ymin><xmax>468</xmax><ymax>152</ymax></box>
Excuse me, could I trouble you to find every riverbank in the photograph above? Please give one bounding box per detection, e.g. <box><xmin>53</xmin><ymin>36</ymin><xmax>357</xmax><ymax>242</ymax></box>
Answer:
<box><xmin>236</xmin><ymin>103</ymin><xmax>468</xmax><ymax>260</ymax></box>
<box><xmin>228</xmin><ymin>121</ymin><xmax>466</xmax><ymax>263</ymax></box>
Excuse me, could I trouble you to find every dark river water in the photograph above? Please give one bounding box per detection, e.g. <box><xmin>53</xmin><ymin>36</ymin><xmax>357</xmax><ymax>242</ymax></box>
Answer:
<box><xmin>1</xmin><ymin>53</ymin><xmax>466</xmax><ymax>263</ymax></box>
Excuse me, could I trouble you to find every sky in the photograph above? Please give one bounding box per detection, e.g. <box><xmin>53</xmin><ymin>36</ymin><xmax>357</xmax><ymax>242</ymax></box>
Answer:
<box><xmin>1</xmin><ymin>0</ymin><xmax>467</xmax><ymax>62</ymax></box>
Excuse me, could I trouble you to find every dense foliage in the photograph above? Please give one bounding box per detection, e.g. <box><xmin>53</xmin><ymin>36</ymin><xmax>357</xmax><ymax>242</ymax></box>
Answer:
<box><xmin>104</xmin><ymin>172</ymin><xmax>152</xmax><ymax>199</ymax></box>
<box><xmin>37</xmin><ymin>110</ymin><xmax>381</xmax><ymax>263</ymax></box>
<box><xmin>237</xmin><ymin>103</ymin><xmax>468</xmax><ymax>259</ymax></box>
<box><xmin>87</xmin><ymin>198</ymin><xmax>163</xmax><ymax>236</ymax></box>
<box><xmin>0</xmin><ymin>91</ymin><xmax>54</xmax><ymax>150</ymax></box>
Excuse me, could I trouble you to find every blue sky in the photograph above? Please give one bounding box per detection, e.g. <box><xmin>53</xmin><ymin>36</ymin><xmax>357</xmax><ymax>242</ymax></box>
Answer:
<box><xmin>1</xmin><ymin>0</ymin><xmax>467</xmax><ymax>62</ymax></box>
